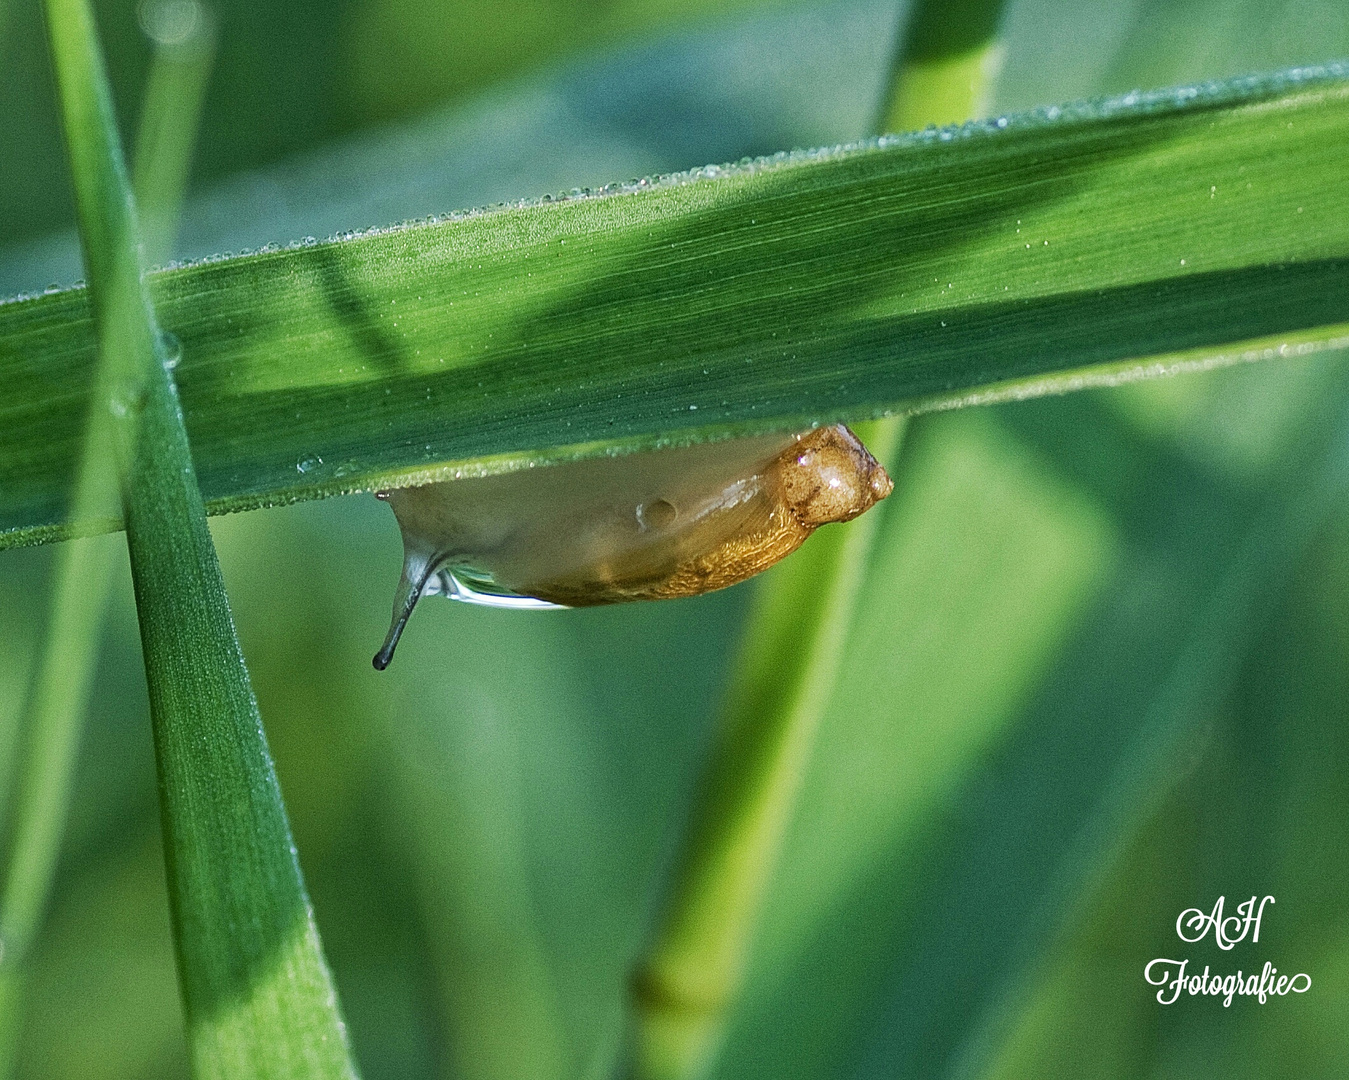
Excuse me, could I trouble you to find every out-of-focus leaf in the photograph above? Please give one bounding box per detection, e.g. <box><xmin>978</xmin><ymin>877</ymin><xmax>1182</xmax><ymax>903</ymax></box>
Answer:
<box><xmin>2</xmin><ymin>64</ymin><xmax>1348</xmax><ymax>547</ymax></box>
<box><xmin>980</xmin><ymin>495</ymin><xmax>1349</xmax><ymax>1080</ymax></box>
<box><xmin>710</xmin><ymin>401</ymin><xmax>1120</xmax><ymax>1080</ymax></box>
<box><xmin>695</xmin><ymin>348</ymin><xmax>1349</xmax><ymax>1080</ymax></box>
<box><xmin>375</xmin><ymin>582</ymin><xmax>750</xmax><ymax>1080</ymax></box>
<box><xmin>996</xmin><ymin>0</ymin><xmax>1349</xmax><ymax>113</ymax></box>
<box><xmin>18</xmin><ymin>836</ymin><xmax>187</xmax><ymax>1080</ymax></box>
<box><xmin>0</xmin><ymin>0</ymin><xmax>906</xmax><ymax>290</ymax></box>
<box><xmin>843</xmin><ymin>364</ymin><xmax>1349</xmax><ymax>1080</ymax></box>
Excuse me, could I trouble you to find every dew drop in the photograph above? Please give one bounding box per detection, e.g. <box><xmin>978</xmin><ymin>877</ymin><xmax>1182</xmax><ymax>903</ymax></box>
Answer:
<box><xmin>637</xmin><ymin>498</ymin><xmax>678</xmax><ymax>531</ymax></box>
<box><xmin>296</xmin><ymin>454</ymin><xmax>323</xmax><ymax>475</ymax></box>
<box><xmin>159</xmin><ymin>330</ymin><xmax>182</xmax><ymax>371</ymax></box>
<box><xmin>138</xmin><ymin>0</ymin><xmax>204</xmax><ymax>46</ymax></box>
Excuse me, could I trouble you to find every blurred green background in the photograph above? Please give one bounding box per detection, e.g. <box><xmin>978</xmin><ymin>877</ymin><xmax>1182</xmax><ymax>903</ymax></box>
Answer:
<box><xmin>3</xmin><ymin>0</ymin><xmax>1349</xmax><ymax>1078</ymax></box>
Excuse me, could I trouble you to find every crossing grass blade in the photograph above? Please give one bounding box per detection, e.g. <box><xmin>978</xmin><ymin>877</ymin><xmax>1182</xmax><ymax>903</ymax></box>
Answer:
<box><xmin>2</xmin><ymin>62</ymin><xmax>1348</xmax><ymax>548</ymax></box>
<box><xmin>39</xmin><ymin>0</ymin><xmax>357</xmax><ymax>1074</ymax></box>
<box><xmin>0</xmin><ymin>14</ymin><xmax>216</xmax><ymax>1075</ymax></box>
<box><xmin>622</xmin><ymin>2</ymin><xmax>1004</xmax><ymax>1075</ymax></box>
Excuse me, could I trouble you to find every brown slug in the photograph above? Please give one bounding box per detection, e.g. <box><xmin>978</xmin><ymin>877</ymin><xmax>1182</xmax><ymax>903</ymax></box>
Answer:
<box><xmin>373</xmin><ymin>424</ymin><xmax>892</xmax><ymax>669</ymax></box>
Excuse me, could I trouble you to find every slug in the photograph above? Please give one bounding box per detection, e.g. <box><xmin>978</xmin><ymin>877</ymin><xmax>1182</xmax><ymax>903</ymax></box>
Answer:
<box><xmin>373</xmin><ymin>424</ymin><xmax>892</xmax><ymax>669</ymax></box>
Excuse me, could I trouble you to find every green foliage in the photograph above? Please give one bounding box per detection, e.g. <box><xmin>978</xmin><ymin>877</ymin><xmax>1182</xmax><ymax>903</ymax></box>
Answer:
<box><xmin>1</xmin><ymin>1</ymin><xmax>1348</xmax><ymax>1079</ymax></box>
<box><xmin>625</xmin><ymin>6</ymin><xmax>999</xmax><ymax>1074</ymax></box>
<box><xmin>35</xmin><ymin>0</ymin><xmax>355</xmax><ymax>1074</ymax></box>
<box><xmin>4</xmin><ymin>63</ymin><xmax>1349</xmax><ymax>548</ymax></box>
<box><xmin>0</xmin><ymin>22</ymin><xmax>214</xmax><ymax>1049</ymax></box>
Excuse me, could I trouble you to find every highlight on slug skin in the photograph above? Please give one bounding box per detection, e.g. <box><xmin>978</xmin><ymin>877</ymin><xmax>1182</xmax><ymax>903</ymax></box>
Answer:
<box><xmin>372</xmin><ymin>424</ymin><xmax>893</xmax><ymax>669</ymax></box>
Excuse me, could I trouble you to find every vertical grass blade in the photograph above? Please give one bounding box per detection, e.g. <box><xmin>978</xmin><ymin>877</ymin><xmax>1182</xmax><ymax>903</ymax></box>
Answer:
<box><xmin>0</xmin><ymin>13</ymin><xmax>214</xmax><ymax>1075</ymax></box>
<box><xmin>622</xmin><ymin>3</ymin><xmax>1007</xmax><ymax>1078</ymax></box>
<box><xmin>626</xmin><ymin>421</ymin><xmax>905</xmax><ymax>1080</ymax></box>
<box><xmin>39</xmin><ymin>0</ymin><xmax>356</xmax><ymax>1075</ymax></box>
<box><xmin>133</xmin><ymin>0</ymin><xmax>215</xmax><ymax>266</ymax></box>
<box><xmin>877</xmin><ymin>0</ymin><xmax>1005</xmax><ymax>132</ymax></box>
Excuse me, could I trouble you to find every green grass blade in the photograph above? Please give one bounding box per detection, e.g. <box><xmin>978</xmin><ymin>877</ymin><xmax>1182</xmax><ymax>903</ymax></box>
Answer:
<box><xmin>623</xmin><ymin>415</ymin><xmax>907</xmax><ymax>1080</ymax></box>
<box><xmin>2</xmin><ymin>62</ymin><xmax>1348</xmax><ymax>548</ymax></box>
<box><xmin>39</xmin><ymin>0</ymin><xmax>355</xmax><ymax>1075</ymax></box>
<box><xmin>0</xmin><ymin>12</ymin><xmax>216</xmax><ymax>1074</ymax></box>
<box><xmin>878</xmin><ymin>0</ymin><xmax>1005</xmax><ymax>131</ymax></box>
<box><xmin>623</xmin><ymin>6</ymin><xmax>1003</xmax><ymax>1076</ymax></box>
<box><xmin>133</xmin><ymin>0</ymin><xmax>216</xmax><ymax>268</ymax></box>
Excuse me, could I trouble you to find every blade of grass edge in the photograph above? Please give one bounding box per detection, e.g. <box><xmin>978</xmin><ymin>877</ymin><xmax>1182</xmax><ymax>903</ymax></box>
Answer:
<box><xmin>38</xmin><ymin>1</ymin><xmax>356</xmax><ymax>1076</ymax></box>
<box><xmin>0</xmin><ymin>12</ymin><xmax>214</xmax><ymax>1075</ymax></box>
<box><xmin>619</xmin><ymin>4</ymin><xmax>1006</xmax><ymax>1078</ymax></box>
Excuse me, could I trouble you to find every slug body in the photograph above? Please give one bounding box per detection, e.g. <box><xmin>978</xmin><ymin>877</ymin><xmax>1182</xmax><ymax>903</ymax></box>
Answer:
<box><xmin>373</xmin><ymin>425</ymin><xmax>892</xmax><ymax>668</ymax></box>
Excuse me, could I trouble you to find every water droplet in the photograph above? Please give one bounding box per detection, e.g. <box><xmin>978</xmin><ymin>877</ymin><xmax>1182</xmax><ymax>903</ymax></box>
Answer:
<box><xmin>159</xmin><ymin>330</ymin><xmax>182</xmax><ymax>371</ymax></box>
<box><xmin>296</xmin><ymin>454</ymin><xmax>323</xmax><ymax>475</ymax></box>
<box><xmin>637</xmin><ymin>498</ymin><xmax>678</xmax><ymax>531</ymax></box>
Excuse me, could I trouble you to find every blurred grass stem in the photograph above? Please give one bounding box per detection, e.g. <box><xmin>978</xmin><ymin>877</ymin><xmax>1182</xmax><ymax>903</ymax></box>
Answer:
<box><xmin>134</xmin><ymin>3</ymin><xmax>216</xmax><ymax>266</ymax></box>
<box><xmin>627</xmin><ymin>418</ymin><xmax>905</xmax><ymax>1080</ymax></box>
<box><xmin>624</xmin><ymin>3</ymin><xmax>1006</xmax><ymax>1077</ymax></box>
<box><xmin>0</xmin><ymin>11</ymin><xmax>213</xmax><ymax>1074</ymax></box>
<box><xmin>33</xmin><ymin>0</ymin><xmax>356</xmax><ymax>1074</ymax></box>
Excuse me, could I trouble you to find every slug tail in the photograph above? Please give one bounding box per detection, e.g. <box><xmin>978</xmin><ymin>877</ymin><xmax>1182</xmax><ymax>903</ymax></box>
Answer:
<box><xmin>373</xmin><ymin>552</ymin><xmax>439</xmax><ymax>670</ymax></box>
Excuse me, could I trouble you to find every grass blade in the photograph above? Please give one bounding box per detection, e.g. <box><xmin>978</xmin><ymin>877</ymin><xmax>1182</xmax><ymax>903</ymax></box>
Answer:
<box><xmin>133</xmin><ymin>0</ymin><xmax>216</xmax><ymax>268</ymax></box>
<box><xmin>623</xmin><ymin>415</ymin><xmax>906</xmax><ymax>1080</ymax></box>
<box><xmin>877</xmin><ymin>0</ymin><xmax>1004</xmax><ymax>131</ymax></box>
<box><xmin>0</xmin><ymin>10</ymin><xmax>214</xmax><ymax>1073</ymax></box>
<box><xmin>39</xmin><ymin>0</ymin><xmax>355</xmax><ymax>1074</ymax></box>
<box><xmin>622</xmin><ymin>5</ymin><xmax>1003</xmax><ymax>1076</ymax></box>
<box><xmin>2</xmin><ymin>62</ymin><xmax>1348</xmax><ymax>548</ymax></box>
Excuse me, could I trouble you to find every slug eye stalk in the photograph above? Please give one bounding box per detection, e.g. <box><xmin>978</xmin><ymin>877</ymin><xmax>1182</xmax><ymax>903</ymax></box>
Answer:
<box><xmin>372</xmin><ymin>425</ymin><xmax>892</xmax><ymax>669</ymax></box>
